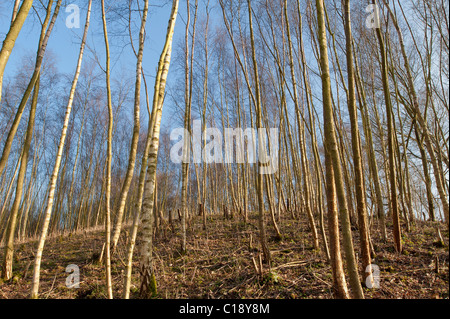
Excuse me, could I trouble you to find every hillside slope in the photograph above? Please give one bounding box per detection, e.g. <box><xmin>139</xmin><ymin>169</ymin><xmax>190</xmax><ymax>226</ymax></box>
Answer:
<box><xmin>0</xmin><ymin>213</ymin><xmax>448</xmax><ymax>299</ymax></box>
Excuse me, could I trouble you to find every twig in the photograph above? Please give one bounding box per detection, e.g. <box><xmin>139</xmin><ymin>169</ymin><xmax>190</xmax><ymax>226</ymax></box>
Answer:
<box><xmin>45</xmin><ymin>273</ymin><xmax>58</xmax><ymax>299</ymax></box>
<box><xmin>251</xmin><ymin>257</ymin><xmax>260</xmax><ymax>276</ymax></box>
<box><xmin>258</xmin><ymin>254</ymin><xmax>264</xmax><ymax>276</ymax></box>
<box><xmin>311</xmin><ymin>272</ymin><xmax>332</xmax><ymax>287</ymax></box>
<box><xmin>272</xmin><ymin>259</ymin><xmax>320</xmax><ymax>270</ymax></box>
<box><xmin>228</xmin><ymin>275</ymin><xmax>257</xmax><ymax>293</ymax></box>
<box><xmin>190</xmin><ymin>266</ymin><xmax>198</xmax><ymax>283</ymax></box>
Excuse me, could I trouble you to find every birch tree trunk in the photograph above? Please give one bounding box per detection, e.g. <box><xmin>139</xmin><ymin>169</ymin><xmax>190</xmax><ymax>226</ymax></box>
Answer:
<box><xmin>353</xmin><ymin>44</ymin><xmax>387</xmax><ymax>241</ymax></box>
<box><xmin>100</xmin><ymin>0</ymin><xmax>114</xmax><ymax>299</ymax></box>
<box><xmin>139</xmin><ymin>0</ymin><xmax>178</xmax><ymax>298</ymax></box>
<box><xmin>181</xmin><ymin>0</ymin><xmax>198</xmax><ymax>253</ymax></box>
<box><xmin>0</xmin><ymin>0</ymin><xmax>33</xmax><ymax>105</ymax></box>
<box><xmin>382</xmin><ymin>0</ymin><xmax>449</xmax><ymax>227</ymax></box>
<box><xmin>373</xmin><ymin>11</ymin><xmax>402</xmax><ymax>253</ymax></box>
<box><xmin>30</xmin><ymin>0</ymin><xmax>90</xmax><ymax>298</ymax></box>
<box><xmin>343</xmin><ymin>0</ymin><xmax>371</xmax><ymax>278</ymax></box>
<box><xmin>111</xmin><ymin>0</ymin><xmax>149</xmax><ymax>250</ymax></box>
<box><xmin>10</xmin><ymin>0</ymin><xmax>21</xmax><ymax>24</ymax></box>
<box><xmin>123</xmin><ymin>71</ymin><xmax>152</xmax><ymax>299</ymax></box>
<box><xmin>284</xmin><ymin>0</ymin><xmax>319</xmax><ymax>250</ymax></box>
<box><xmin>247</xmin><ymin>0</ymin><xmax>271</xmax><ymax>263</ymax></box>
<box><xmin>315</xmin><ymin>0</ymin><xmax>363</xmax><ymax>299</ymax></box>
<box><xmin>0</xmin><ymin>0</ymin><xmax>57</xmax><ymax>178</ymax></box>
<box><xmin>2</xmin><ymin>74</ymin><xmax>39</xmax><ymax>281</ymax></box>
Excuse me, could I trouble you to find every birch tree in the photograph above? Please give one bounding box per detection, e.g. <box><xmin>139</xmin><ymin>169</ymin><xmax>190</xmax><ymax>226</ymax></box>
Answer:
<box><xmin>111</xmin><ymin>0</ymin><xmax>149</xmax><ymax>250</ymax></box>
<box><xmin>373</xmin><ymin>1</ymin><xmax>402</xmax><ymax>253</ymax></box>
<box><xmin>0</xmin><ymin>0</ymin><xmax>33</xmax><ymax>105</ymax></box>
<box><xmin>100</xmin><ymin>0</ymin><xmax>114</xmax><ymax>299</ymax></box>
<box><xmin>0</xmin><ymin>0</ymin><xmax>58</xmax><ymax>179</ymax></box>
<box><xmin>30</xmin><ymin>0</ymin><xmax>90</xmax><ymax>298</ymax></box>
<box><xmin>342</xmin><ymin>0</ymin><xmax>371</xmax><ymax>277</ymax></box>
<box><xmin>139</xmin><ymin>0</ymin><xmax>179</xmax><ymax>298</ymax></box>
<box><xmin>315</xmin><ymin>0</ymin><xmax>363</xmax><ymax>299</ymax></box>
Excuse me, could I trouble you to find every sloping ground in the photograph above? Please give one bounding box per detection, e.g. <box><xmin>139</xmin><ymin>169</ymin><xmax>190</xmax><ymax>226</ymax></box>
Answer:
<box><xmin>0</xmin><ymin>213</ymin><xmax>448</xmax><ymax>299</ymax></box>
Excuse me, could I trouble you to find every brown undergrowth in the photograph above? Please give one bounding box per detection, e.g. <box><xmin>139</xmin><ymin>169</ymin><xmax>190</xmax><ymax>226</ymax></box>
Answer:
<box><xmin>0</xmin><ymin>212</ymin><xmax>448</xmax><ymax>299</ymax></box>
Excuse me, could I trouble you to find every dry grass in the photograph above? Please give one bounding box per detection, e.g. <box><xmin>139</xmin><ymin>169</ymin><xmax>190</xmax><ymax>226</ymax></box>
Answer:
<box><xmin>0</xmin><ymin>212</ymin><xmax>448</xmax><ymax>299</ymax></box>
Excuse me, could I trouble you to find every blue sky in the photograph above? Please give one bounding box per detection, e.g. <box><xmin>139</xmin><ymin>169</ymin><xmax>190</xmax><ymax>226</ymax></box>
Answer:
<box><xmin>0</xmin><ymin>0</ymin><xmax>187</xmax><ymax>127</ymax></box>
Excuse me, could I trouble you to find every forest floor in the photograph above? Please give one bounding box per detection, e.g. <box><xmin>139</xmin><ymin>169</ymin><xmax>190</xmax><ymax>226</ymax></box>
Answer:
<box><xmin>0</xmin><ymin>212</ymin><xmax>448</xmax><ymax>299</ymax></box>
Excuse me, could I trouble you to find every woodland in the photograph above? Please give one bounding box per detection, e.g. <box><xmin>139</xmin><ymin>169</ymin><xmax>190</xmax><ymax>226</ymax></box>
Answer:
<box><xmin>0</xmin><ymin>0</ymin><xmax>448</xmax><ymax>300</ymax></box>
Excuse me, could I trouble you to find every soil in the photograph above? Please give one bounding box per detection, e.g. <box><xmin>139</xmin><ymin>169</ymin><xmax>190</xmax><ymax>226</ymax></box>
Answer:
<box><xmin>0</xmin><ymin>212</ymin><xmax>448</xmax><ymax>299</ymax></box>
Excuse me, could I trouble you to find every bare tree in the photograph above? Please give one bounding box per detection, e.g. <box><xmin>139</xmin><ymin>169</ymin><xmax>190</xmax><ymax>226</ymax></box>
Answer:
<box><xmin>30</xmin><ymin>0</ymin><xmax>90</xmax><ymax>298</ymax></box>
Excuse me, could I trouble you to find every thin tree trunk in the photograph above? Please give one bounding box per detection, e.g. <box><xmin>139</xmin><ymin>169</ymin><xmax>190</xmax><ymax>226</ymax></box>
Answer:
<box><xmin>139</xmin><ymin>0</ymin><xmax>178</xmax><ymax>298</ymax></box>
<box><xmin>283</xmin><ymin>0</ymin><xmax>319</xmax><ymax>250</ymax></box>
<box><xmin>343</xmin><ymin>0</ymin><xmax>371</xmax><ymax>278</ymax></box>
<box><xmin>100</xmin><ymin>0</ymin><xmax>113</xmax><ymax>299</ymax></box>
<box><xmin>0</xmin><ymin>0</ymin><xmax>33</xmax><ymax>105</ymax></box>
<box><xmin>122</xmin><ymin>13</ymin><xmax>155</xmax><ymax>295</ymax></box>
<box><xmin>247</xmin><ymin>0</ymin><xmax>271</xmax><ymax>263</ymax></box>
<box><xmin>0</xmin><ymin>0</ymin><xmax>57</xmax><ymax>178</ymax></box>
<box><xmin>181</xmin><ymin>0</ymin><xmax>198</xmax><ymax>253</ymax></box>
<box><xmin>30</xmin><ymin>0</ymin><xmax>89</xmax><ymax>298</ymax></box>
<box><xmin>111</xmin><ymin>0</ymin><xmax>149</xmax><ymax>250</ymax></box>
<box><xmin>10</xmin><ymin>0</ymin><xmax>22</xmax><ymax>24</ymax></box>
<box><xmin>382</xmin><ymin>0</ymin><xmax>449</xmax><ymax>227</ymax></box>
<box><xmin>2</xmin><ymin>74</ymin><xmax>39</xmax><ymax>281</ymax></box>
<box><xmin>374</xmin><ymin>11</ymin><xmax>402</xmax><ymax>253</ymax></box>
<box><xmin>353</xmin><ymin>43</ymin><xmax>387</xmax><ymax>241</ymax></box>
<box><xmin>315</xmin><ymin>0</ymin><xmax>363</xmax><ymax>299</ymax></box>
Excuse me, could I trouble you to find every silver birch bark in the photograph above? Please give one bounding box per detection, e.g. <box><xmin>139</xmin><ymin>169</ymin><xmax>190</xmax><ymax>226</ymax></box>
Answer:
<box><xmin>0</xmin><ymin>0</ymin><xmax>56</xmax><ymax>178</ymax></box>
<box><xmin>30</xmin><ymin>0</ymin><xmax>90</xmax><ymax>298</ymax></box>
<box><xmin>139</xmin><ymin>0</ymin><xmax>178</xmax><ymax>298</ymax></box>
<box><xmin>111</xmin><ymin>0</ymin><xmax>149</xmax><ymax>249</ymax></box>
<box><xmin>0</xmin><ymin>0</ymin><xmax>33</xmax><ymax>105</ymax></box>
<box><xmin>315</xmin><ymin>0</ymin><xmax>364</xmax><ymax>299</ymax></box>
<box><xmin>100</xmin><ymin>0</ymin><xmax>114</xmax><ymax>299</ymax></box>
